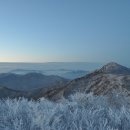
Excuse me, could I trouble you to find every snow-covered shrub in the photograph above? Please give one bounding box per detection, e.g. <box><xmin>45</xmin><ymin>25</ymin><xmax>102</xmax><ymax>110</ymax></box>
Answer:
<box><xmin>0</xmin><ymin>92</ymin><xmax>130</xmax><ymax>130</ymax></box>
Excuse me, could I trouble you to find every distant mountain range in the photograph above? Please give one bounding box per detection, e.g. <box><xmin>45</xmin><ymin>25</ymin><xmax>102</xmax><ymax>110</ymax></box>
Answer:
<box><xmin>10</xmin><ymin>69</ymin><xmax>89</xmax><ymax>79</ymax></box>
<box><xmin>0</xmin><ymin>73</ymin><xmax>69</xmax><ymax>91</ymax></box>
<box><xmin>0</xmin><ymin>62</ymin><xmax>130</xmax><ymax>100</ymax></box>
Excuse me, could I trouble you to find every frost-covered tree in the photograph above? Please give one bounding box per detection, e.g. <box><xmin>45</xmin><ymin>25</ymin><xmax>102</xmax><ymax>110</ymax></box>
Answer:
<box><xmin>0</xmin><ymin>91</ymin><xmax>130</xmax><ymax>130</ymax></box>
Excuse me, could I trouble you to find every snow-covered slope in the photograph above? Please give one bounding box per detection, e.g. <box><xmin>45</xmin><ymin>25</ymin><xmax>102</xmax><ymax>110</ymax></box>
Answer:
<box><xmin>45</xmin><ymin>62</ymin><xmax>130</xmax><ymax>100</ymax></box>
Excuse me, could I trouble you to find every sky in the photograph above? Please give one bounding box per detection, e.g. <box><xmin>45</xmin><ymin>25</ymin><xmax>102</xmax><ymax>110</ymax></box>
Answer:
<box><xmin>0</xmin><ymin>0</ymin><xmax>130</xmax><ymax>66</ymax></box>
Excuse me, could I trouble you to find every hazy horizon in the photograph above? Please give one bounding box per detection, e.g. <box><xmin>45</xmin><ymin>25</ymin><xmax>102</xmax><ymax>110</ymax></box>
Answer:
<box><xmin>0</xmin><ymin>61</ymin><xmax>129</xmax><ymax>68</ymax></box>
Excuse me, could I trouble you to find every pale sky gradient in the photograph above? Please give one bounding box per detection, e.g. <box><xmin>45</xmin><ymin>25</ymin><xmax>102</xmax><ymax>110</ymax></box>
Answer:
<box><xmin>0</xmin><ymin>0</ymin><xmax>130</xmax><ymax>66</ymax></box>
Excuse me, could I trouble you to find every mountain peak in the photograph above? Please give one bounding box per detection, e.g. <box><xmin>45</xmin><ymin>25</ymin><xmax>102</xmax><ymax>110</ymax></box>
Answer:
<box><xmin>105</xmin><ymin>62</ymin><xmax>120</xmax><ymax>66</ymax></box>
<box><xmin>99</xmin><ymin>62</ymin><xmax>130</xmax><ymax>74</ymax></box>
<box><xmin>58</xmin><ymin>62</ymin><xmax>130</xmax><ymax>98</ymax></box>
<box><xmin>102</xmin><ymin>62</ymin><xmax>121</xmax><ymax>69</ymax></box>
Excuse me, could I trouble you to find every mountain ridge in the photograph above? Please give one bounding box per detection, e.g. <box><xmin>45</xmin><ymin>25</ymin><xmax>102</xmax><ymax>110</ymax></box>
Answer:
<box><xmin>45</xmin><ymin>62</ymin><xmax>130</xmax><ymax>100</ymax></box>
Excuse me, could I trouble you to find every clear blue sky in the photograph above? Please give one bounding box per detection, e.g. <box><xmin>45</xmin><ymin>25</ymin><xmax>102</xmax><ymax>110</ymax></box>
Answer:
<box><xmin>0</xmin><ymin>0</ymin><xmax>130</xmax><ymax>65</ymax></box>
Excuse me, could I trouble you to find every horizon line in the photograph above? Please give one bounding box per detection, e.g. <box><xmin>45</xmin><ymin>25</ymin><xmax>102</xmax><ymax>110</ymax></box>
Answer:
<box><xmin>0</xmin><ymin>61</ymin><xmax>103</xmax><ymax>64</ymax></box>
